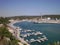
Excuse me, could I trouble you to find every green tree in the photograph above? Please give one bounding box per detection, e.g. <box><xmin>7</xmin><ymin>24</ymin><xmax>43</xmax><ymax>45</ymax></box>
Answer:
<box><xmin>0</xmin><ymin>17</ymin><xmax>10</xmax><ymax>26</ymax></box>
<box><xmin>0</xmin><ymin>26</ymin><xmax>11</xmax><ymax>40</ymax></box>
<box><xmin>0</xmin><ymin>17</ymin><xmax>19</xmax><ymax>45</ymax></box>
<box><xmin>0</xmin><ymin>26</ymin><xmax>19</xmax><ymax>45</ymax></box>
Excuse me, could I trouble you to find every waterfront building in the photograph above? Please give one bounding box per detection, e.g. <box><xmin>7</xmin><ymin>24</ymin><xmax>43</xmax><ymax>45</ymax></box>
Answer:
<box><xmin>47</xmin><ymin>17</ymin><xmax>51</xmax><ymax>20</ymax></box>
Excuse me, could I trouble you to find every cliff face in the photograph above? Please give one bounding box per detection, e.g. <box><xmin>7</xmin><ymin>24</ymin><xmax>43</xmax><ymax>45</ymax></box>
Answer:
<box><xmin>0</xmin><ymin>37</ymin><xmax>10</xmax><ymax>45</ymax></box>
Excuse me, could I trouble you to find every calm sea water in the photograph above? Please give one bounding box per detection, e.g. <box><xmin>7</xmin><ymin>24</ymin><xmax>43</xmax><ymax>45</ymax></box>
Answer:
<box><xmin>13</xmin><ymin>21</ymin><xmax>60</xmax><ymax>45</ymax></box>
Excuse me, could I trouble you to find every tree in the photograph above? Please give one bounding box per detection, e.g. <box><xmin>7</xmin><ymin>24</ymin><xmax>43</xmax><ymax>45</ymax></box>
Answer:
<box><xmin>0</xmin><ymin>26</ymin><xmax>11</xmax><ymax>40</ymax></box>
<box><xmin>0</xmin><ymin>17</ymin><xmax>19</xmax><ymax>45</ymax></box>
<box><xmin>0</xmin><ymin>17</ymin><xmax>10</xmax><ymax>26</ymax></box>
<box><xmin>0</xmin><ymin>26</ymin><xmax>19</xmax><ymax>45</ymax></box>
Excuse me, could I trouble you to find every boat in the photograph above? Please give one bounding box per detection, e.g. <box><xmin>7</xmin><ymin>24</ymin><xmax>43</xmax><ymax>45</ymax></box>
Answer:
<box><xmin>30</xmin><ymin>38</ymin><xmax>36</xmax><ymax>42</ymax></box>
<box><xmin>36</xmin><ymin>40</ymin><xmax>41</xmax><ymax>43</ymax></box>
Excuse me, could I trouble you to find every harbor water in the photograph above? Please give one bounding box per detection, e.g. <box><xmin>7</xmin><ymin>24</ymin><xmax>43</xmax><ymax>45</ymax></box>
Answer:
<box><xmin>13</xmin><ymin>21</ymin><xmax>60</xmax><ymax>45</ymax></box>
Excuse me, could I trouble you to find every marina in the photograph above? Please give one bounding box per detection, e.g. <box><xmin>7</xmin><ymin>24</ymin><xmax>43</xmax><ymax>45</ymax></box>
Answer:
<box><xmin>7</xmin><ymin>19</ymin><xmax>60</xmax><ymax>45</ymax></box>
<box><xmin>13</xmin><ymin>21</ymin><xmax>60</xmax><ymax>45</ymax></box>
<box><xmin>8</xmin><ymin>20</ymin><xmax>49</xmax><ymax>45</ymax></box>
<box><xmin>1</xmin><ymin>0</ymin><xmax>60</xmax><ymax>45</ymax></box>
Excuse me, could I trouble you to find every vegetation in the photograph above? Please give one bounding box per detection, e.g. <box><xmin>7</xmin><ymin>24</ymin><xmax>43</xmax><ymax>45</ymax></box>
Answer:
<box><xmin>0</xmin><ymin>17</ymin><xmax>19</xmax><ymax>45</ymax></box>
<box><xmin>48</xmin><ymin>41</ymin><xmax>60</xmax><ymax>45</ymax></box>
<box><xmin>6</xmin><ymin>15</ymin><xmax>60</xmax><ymax>20</ymax></box>
<box><xmin>0</xmin><ymin>17</ymin><xmax>10</xmax><ymax>26</ymax></box>
<box><xmin>0</xmin><ymin>15</ymin><xmax>60</xmax><ymax>45</ymax></box>
<box><xmin>0</xmin><ymin>26</ymin><xmax>19</xmax><ymax>45</ymax></box>
<box><xmin>0</xmin><ymin>26</ymin><xmax>11</xmax><ymax>40</ymax></box>
<box><xmin>0</xmin><ymin>17</ymin><xmax>10</xmax><ymax>24</ymax></box>
<box><xmin>43</xmin><ymin>15</ymin><xmax>60</xmax><ymax>19</ymax></box>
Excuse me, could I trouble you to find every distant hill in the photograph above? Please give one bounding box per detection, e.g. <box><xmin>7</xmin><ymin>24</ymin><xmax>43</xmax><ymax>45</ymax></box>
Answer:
<box><xmin>43</xmin><ymin>15</ymin><xmax>60</xmax><ymax>19</ymax></box>
<box><xmin>6</xmin><ymin>15</ymin><xmax>60</xmax><ymax>20</ymax></box>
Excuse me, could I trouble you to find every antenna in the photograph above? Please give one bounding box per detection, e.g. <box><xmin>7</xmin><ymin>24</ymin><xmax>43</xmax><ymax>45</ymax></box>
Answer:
<box><xmin>40</xmin><ymin>13</ymin><xmax>42</xmax><ymax>20</ymax></box>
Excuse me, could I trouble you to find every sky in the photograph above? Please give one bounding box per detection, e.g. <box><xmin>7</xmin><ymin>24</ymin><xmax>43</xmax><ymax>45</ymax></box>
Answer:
<box><xmin>0</xmin><ymin>0</ymin><xmax>60</xmax><ymax>17</ymax></box>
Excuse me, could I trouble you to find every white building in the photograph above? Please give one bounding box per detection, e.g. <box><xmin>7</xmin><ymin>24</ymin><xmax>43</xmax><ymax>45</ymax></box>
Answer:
<box><xmin>47</xmin><ymin>17</ymin><xmax>51</xmax><ymax>20</ymax></box>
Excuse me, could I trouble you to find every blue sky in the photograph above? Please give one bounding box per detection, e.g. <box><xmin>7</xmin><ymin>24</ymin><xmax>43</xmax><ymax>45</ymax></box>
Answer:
<box><xmin>0</xmin><ymin>0</ymin><xmax>60</xmax><ymax>17</ymax></box>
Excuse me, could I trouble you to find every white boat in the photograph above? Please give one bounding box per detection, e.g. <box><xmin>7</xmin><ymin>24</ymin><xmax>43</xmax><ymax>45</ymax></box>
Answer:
<box><xmin>40</xmin><ymin>38</ymin><xmax>45</xmax><ymax>41</ymax></box>
<box><xmin>26</xmin><ymin>39</ymin><xmax>28</xmax><ymax>42</ymax></box>
<box><xmin>26</xmin><ymin>30</ymin><xmax>32</xmax><ymax>32</ymax></box>
<box><xmin>27</xmin><ymin>33</ymin><xmax>31</xmax><ymax>36</ymax></box>
<box><xmin>34</xmin><ymin>32</ymin><xmax>43</xmax><ymax>35</ymax></box>
<box><xmin>32</xmin><ymin>32</ymin><xmax>35</xmax><ymax>35</ymax></box>
<box><xmin>36</xmin><ymin>40</ymin><xmax>41</xmax><ymax>43</ymax></box>
<box><xmin>30</xmin><ymin>38</ymin><xmax>36</xmax><ymax>42</ymax></box>
<box><xmin>38</xmin><ymin>37</ymin><xmax>41</xmax><ymax>39</ymax></box>
<box><xmin>23</xmin><ymin>34</ymin><xmax>27</xmax><ymax>37</ymax></box>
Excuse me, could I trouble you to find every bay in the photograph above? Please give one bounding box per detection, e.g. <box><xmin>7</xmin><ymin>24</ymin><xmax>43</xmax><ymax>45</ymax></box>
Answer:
<box><xmin>13</xmin><ymin>21</ymin><xmax>60</xmax><ymax>45</ymax></box>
